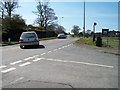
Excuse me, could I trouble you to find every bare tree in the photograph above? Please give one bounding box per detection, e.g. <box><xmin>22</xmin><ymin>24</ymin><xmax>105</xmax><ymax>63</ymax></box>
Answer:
<box><xmin>34</xmin><ymin>0</ymin><xmax>58</xmax><ymax>30</ymax></box>
<box><xmin>71</xmin><ymin>25</ymin><xmax>81</xmax><ymax>35</ymax></box>
<box><xmin>0</xmin><ymin>0</ymin><xmax>19</xmax><ymax>18</ymax></box>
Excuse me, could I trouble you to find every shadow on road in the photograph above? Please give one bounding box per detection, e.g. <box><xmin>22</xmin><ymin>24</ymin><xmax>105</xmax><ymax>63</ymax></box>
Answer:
<box><xmin>23</xmin><ymin>45</ymin><xmax>45</xmax><ymax>49</ymax></box>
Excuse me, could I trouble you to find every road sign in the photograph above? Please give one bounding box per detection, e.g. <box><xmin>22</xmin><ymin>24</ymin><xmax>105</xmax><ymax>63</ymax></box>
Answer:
<box><xmin>102</xmin><ymin>29</ymin><xmax>109</xmax><ymax>37</ymax></box>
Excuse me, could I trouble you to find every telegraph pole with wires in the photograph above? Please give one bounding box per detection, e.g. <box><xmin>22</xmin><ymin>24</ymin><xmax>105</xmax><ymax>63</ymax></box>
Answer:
<box><xmin>83</xmin><ymin>0</ymin><xmax>86</xmax><ymax>38</ymax></box>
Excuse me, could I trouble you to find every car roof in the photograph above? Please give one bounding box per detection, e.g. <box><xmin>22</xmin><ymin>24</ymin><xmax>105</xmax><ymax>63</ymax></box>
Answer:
<box><xmin>58</xmin><ymin>33</ymin><xmax>65</xmax><ymax>35</ymax></box>
<box><xmin>22</xmin><ymin>31</ymin><xmax>36</xmax><ymax>33</ymax></box>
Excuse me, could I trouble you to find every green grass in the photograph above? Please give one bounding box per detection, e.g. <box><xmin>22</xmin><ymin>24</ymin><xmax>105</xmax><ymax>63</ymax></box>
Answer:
<box><xmin>1</xmin><ymin>37</ymin><xmax>57</xmax><ymax>46</ymax></box>
<box><xmin>1</xmin><ymin>41</ymin><xmax>19</xmax><ymax>46</ymax></box>
<box><xmin>40</xmin><ymin>37</ymin><xmax>57</xmax><ymax>40</ymax></box>
<box><xmin>102</xmin><ymin>37</ymin><xmax>119</xmax><ymax>50</ymax></box>
<box><xmin>75</xmin><ymin>37</ymin><xmax>119</xmax><ymax>50</ymax></box>
<box><xmin>75</xmin><ymin>37</ymin><xmax>96</xmax><ymax>46</ymax></box>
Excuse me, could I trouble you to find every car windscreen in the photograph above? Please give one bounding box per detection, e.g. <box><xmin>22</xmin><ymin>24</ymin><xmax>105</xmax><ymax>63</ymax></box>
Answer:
<box><xmin>21</xmin><ymin>33</ymin><xmax>37</xmax><ymax>38</ymax></box>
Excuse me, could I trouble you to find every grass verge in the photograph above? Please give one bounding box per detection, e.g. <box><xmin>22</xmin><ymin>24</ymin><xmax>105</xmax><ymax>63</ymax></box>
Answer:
<box><xmin>1</xmin><ymin>37</ymin><xmax>57</xmax><ymax>46</ymax></box>
<box><xmin>75</xmin><ymin>37</ymin><xmax>96</xmax><ymax>46</ymax></box>
<box><xmin>102</xmin><ymin>37</ymin><xmax>119</xmax><ymax>50</ymax></box>
<box><xmin>1</xmin><ymin>42</ymin><xmax>19</xmax><ymax>46</ymax></box>
<box><xmin>40</xmin><ymin>37</ymin><xmax>57</xmax><ymax>40</ymax></box>
<box><xmin>75</xmin><ymin>37</ymin><xmax>119</xmax><ymax>50</ymax></box>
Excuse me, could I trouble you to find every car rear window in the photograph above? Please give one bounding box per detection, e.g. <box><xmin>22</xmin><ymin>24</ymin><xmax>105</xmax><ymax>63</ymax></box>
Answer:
<box><xmin>21</xmin><ymin>33</ymin><xmax>37</xmax><ymax>38</ymax></box>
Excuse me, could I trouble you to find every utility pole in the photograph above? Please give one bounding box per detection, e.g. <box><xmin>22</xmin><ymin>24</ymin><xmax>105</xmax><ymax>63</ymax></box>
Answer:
<box><xmin>83</xmin><ymin>0</ymin><xmax>85</xmax><ymax>38</ymax></box>
<box><xmin>1</xmin><ymin>8</ymin><xmax>4</xmax><ymax>31</ymax></box>
<box><xmin>59</xmin><ymin>17</ymin><xmax>64</xmax><ymax>26</ymax></box>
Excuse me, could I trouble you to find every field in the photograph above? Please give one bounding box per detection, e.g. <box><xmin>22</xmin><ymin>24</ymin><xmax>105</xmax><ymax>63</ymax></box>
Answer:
<box><xmin>76</xmin><ymin>37</ymin><xmax>119</xmax><ymax>50</ymax></box>
<box><xmin>102</xmin><ymin>37</ymin><xmax>119</xmax><ymax>50</ymax></box>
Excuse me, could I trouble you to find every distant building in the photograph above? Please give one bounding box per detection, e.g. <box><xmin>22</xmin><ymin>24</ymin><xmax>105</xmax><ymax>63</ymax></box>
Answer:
<box><xmin>108</xmin><ymin>30</ymin><xmax>120</xmax><ymax>37</ymax></box>
<box><xmin>108</xmin><ymin>31</ymin><xmax>116</xmax><ymax>37</ymax></box>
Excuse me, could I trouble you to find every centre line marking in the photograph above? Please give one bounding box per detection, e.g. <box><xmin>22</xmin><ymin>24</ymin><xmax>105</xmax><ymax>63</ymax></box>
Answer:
<box><xmin>24</xmin><ymin>57</ymin><xmax>34</xmax><ymax>61</ymax></box>
<box><xmin>10</xmin><ymin>60</ymin><xmax>22</xmax><ymax>65</ymax></box>
<box><xmin>64</xmin><ymin>46</ymin><xmax>67</xmax><ymax>48</ymax></box>
<box><xmin>19</xmin><ymin>62</ymin><xmax>31</xmax><ymax>67</ymax></box>
<box><xmin>62</xmin><ymin>46</ymin><xmax>65</xmax><ymax>48</ymax></box>
<box><xmin>53</xmin><ymin>49</ymin><xmax>57</xmax><ymax>51</ymax></box>
<box><xmin>0</xmin><ymin>65</ymin><xmax>7</xmax><ymax>69</ymax></box>
<box><xmin>33</xmin><ymin>55</ymin><xmax>39</xmax><ymax>58</ymax></box>
<box><xmin>41</xmin><ymin>53</ymin><xmax>46</xmax><ymax>55</ymax></box>
<box><xmin>58</xmin><ymin>48</ymin><xmax>62</xmax><ymax>50</ymax></box>
<box><xmin>33</xmin><ymin>58</ymin><xmax>43</xmax><ymax>62</ymax></box>
<box><xmin>48</xmin><ymin>51</ymin><xmax>52</xmax><ymax>53</ymax></box>
<box><xmin>45</xmin><ymin>58</ymin><xmax>114</xmax><ymax>68</ymax></box>
<box><xmin>1</xmin><ymin>68</ymin><xmax>16</xmax><ymax>73</ymax></box>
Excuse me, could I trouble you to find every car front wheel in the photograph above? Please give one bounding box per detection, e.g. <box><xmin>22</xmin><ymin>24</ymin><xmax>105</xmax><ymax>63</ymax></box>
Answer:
<box><xmin>20</xmin><ymin>46</ymin><xmax>24</xmax><ymax>49</ymax></box>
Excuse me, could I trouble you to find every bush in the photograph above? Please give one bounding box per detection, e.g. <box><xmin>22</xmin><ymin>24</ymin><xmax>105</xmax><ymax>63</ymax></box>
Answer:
<box><xmin>96</xmin><ymin>37</ymin><xmax>102</xmax><ymax>47</ymax></box>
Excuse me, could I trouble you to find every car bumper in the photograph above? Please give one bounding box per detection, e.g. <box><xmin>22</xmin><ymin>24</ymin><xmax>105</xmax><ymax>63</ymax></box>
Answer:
<box><xmin>58</xmin><ymin>37</ymin><xmax>66</xmax><ymax>39</ymax></box>
<box><xmin>20</xmin><ymin>41</ymin><xmax>39</xmax><ymax>46</ymax></box>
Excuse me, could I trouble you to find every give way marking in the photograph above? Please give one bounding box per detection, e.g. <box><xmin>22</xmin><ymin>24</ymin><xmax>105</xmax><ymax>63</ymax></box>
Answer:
<box><xmin>44</xmin><ymin>58</ymin><xmax>114</xmax><ymax>68</ymax></box>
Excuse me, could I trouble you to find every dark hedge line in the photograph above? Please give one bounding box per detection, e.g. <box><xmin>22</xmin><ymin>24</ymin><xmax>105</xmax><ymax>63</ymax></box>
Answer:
<box><xmin>35</xmin><ymin>30</ymin><xmax>57</xmax><ymax>38</ymax></box>
<box><xmin>2</xmin><ymin>30</ymin><xmax>57</xmax><ymax>42</ymax></box>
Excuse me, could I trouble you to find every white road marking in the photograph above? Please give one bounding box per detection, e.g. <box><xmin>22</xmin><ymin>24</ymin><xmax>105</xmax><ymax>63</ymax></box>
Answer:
<box><xmin>10</xmin><ymin>77</ymin><xmax>24</xmax><ymax>84</ymax></box>
<box><xmin>24</xmin><ymin>55</ymin><xmax>39</xmax><ymax>61</ymax></box>
<box><xmin>58</xmin><ymin>48</ymin><xmax>62</xmax><ymax>50</ymax></box>
<box><xmin>10</xmin><ymin>60</ymin><xmax>22</xmax><ymax>65</ymax></box>
<box><xmin>68</xmin><ymin>44</ymin><xmax>70</xmax><ymax>46</ymax></box>
<box><xmin>53</xmin><ymin>49</ymin><xmax>57</xmax><ymax>51</ymax></box>
<box><xmin>33</xmin><ymin>55</ymin><xmax>39</xmax><ymax>58</ymax></box>
<box><xmin>33</xmin><ymin>58</ymin><xmax>44</xmax><ymax>62</ymax></box>
<box><xmin>45</xmin><ymin>58</ymin><xmax>114</xmax><ymax>68</ymax></box>
<box><xmin>1</xmin><ymin>68</ymin><xmax>16</xmax><ymax>73</ymax></box>
<box><xmin>61</xmin><ymin>46</ymin><xmax>65</xmax><ymax>48</ymax></box>
<box><xmin>19</xmin><ymin>62</ymin><xmax>31</xmax><ymax>67</ymax></box>
<box><xmin>24</xmin><ymin>57</ymin><xmax>34</xmax><ymax>61</ymax></box>
<box><xmin>48</xmin><ymin>51</ymin><xmax>52</xmax><ymax>53</ymax></box>
<box><xmin>41</xmin><ymin>53</ymin><xmax>46</xmax><ymax>55</ymax></box>
<box><xmin>64</xmin><ymin>46</ymin><xmax>68</xmax><ymax>48</ymax></box>
<box><xmin>0</xmin><ymin>65</ymin><xmax>7</xmax><ymax>69</ymax></box>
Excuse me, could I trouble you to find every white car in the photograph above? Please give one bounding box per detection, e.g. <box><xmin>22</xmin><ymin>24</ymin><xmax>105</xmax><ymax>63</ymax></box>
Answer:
<box><xmin>19</xmin><ymin>31</ymin><xmax>39</xmax><ymax>49</ymax></box>
<box><xmin>57</xmin><ymin>33</ymin><xmax>67</xmax><ymax>39</ymax></box>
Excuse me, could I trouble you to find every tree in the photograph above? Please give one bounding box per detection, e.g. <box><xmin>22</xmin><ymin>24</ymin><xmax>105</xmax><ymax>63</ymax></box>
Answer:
<box><xmin>0</xmin><ymin>0</ymin><xmax>19</xmax><ymax>18</ymax></box>
<box><xmin>85</xmin><ymin>29</ymin><xmax>92</xmax><ymax>37</ymax></box>
<box><xmin>0</xmin><ymin>0</ymin><xmax>19</xmax><ymax>38</ymax></box>
<box><xmin>2</xmin><ymin>14</ymin><xmax>26</xmax><ymax>41</ymax></box>
<box><xmin>46</xmin><ymin>24</ymin><xmax>56</xmax><ymax>31</ymax></box>
<box><xmin>71</xmin><ymin>25</ymin><xmax>81</xmax><ymax>35</ymax></box>
<box><xmin>56</xmin><ymin>25</ymin><xmax>66</xmax><ymax>34</ymax></box>
<box><xmin>34</xmin><ymin>0</ymin><xmax>58</xmax><ymax>30</ymax></box>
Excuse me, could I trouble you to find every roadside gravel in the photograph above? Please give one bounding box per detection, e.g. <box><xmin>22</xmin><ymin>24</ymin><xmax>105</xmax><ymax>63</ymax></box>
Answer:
<box><xmin>74</xmin><ymin>43</ymin><xmax>120</xmax><ymax>56</ymax></box>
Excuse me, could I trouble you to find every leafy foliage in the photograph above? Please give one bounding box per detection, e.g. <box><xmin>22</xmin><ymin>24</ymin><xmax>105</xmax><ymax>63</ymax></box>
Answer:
<box><xmin>71</xmin><ymin>25</ymin><xmax>81</xmax><ymax>35</ymax></box>
<box><xmin>2</xmin><ymin>14</ymin><xmax>26</xmax><ymax>41</ymax></box>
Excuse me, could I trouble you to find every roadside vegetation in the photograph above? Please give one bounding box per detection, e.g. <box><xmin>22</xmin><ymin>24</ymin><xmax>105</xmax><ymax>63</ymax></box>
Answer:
<box><xmin>0</xmin><ymin>0</ymin><xmax>66</xmax><ymax>46</ymax></box>
<box><xmin>70</xmin><ymin>26</ymin><xmax>119</xmax><ymax>50</ymax></box>
<box><xmin>102</xmin><ymin>37</ymin><xmax>119</xmax><ymax>50</ymax></box>
<box><xmin>1</xmin><ymin>37</ymin><xmax>57</xmax><ymax>46</ymax></box>
<box><xmin>75</xmin><ymin>37</ymin><xmax>96</xmax><ymax>46</ymax></box>
<box><xmin>1</xmin><ymin>41</ymin><xmax>19</xmax><ymax>46</ymax></box>
<box><xmin>75</xmin><ymin>36</ymin><xmax>119</xmax><ymax>50</ymax></box>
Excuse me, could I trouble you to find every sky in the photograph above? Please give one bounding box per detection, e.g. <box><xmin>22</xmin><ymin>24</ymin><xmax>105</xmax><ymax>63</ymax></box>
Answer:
<box><xmin>15</xmin><ymin>0</ymin><xmax>119</xmax><ymax>33</ymax></box>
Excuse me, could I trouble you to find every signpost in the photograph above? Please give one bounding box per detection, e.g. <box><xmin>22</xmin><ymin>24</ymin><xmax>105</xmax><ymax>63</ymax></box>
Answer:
<box><xmin>102</xmin><ymin>29</ymin><xmax>109</xmax><ymax>46</ymax></box>
<box><xmin>93</xmin><ymin>22</ymin><xmax>97</xmax><ymax>41</ymax></box>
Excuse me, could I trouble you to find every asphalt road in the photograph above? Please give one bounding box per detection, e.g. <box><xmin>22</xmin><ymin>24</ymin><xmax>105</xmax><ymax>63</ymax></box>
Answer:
<box><xmin>0</xmin><ymin>37</ymin><xmax>118</xmax><ymax>89</ymax></box>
